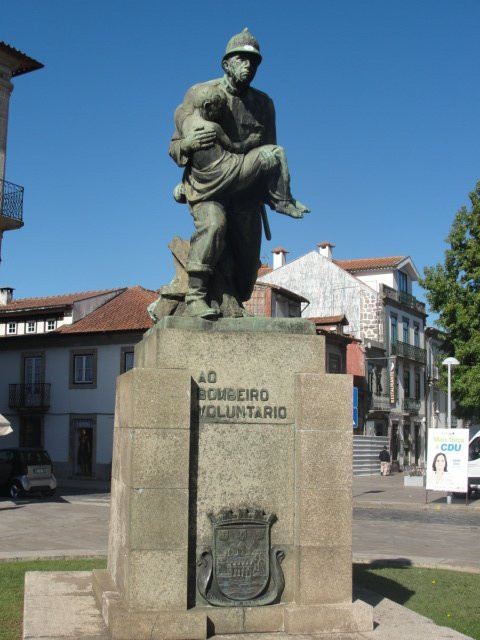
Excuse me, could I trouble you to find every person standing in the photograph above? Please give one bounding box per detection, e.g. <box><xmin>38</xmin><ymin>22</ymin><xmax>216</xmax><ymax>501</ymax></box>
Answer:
<box><xmin>379</xmin><ymin>446</ymin><xmax>391</xmax><ymax>476</ymax></box>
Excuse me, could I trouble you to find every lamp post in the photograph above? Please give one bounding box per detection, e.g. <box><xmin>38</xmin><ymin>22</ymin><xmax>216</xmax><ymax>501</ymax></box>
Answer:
<box><xmin>442</xmin><ymin>356</ymin><xmax>459</xmax><ymax>506</ymax></box>
<box><xmin>442</xmin><ymin>357</ymin><xmax>459</xmax><ymax>429</ymax></box>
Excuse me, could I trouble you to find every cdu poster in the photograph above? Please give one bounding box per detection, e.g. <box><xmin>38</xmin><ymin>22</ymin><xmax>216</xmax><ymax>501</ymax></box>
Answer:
<box><xmin>426</xmin><ymin>429</ymin><xmax>469</xmax><ymax>492</ymax></box>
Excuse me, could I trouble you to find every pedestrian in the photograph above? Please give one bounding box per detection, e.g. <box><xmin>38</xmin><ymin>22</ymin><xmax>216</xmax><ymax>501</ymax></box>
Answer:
<box><xmin>379</xmin><ymin>446</ymin><xmax>391</xmax><ymax>476</ymax></box>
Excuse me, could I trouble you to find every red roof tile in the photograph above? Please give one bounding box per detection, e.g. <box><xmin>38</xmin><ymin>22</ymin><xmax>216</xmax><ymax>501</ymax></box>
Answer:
<box><xmin>308</xmin><ymin>315</ymin><xmax>348</xmax><ymax>325</ymax></box>
<box><xmin>57</xmin><ymin>286</ymin><xmax>158</xmax><ymax>334</ymax></box>
<box><xmin>334</xmin><ymin>256</ymin><xmax>406</xmax><ymax>271</ymax></box>
<box><xmin>258</xmin><ymin>264</ymin><xmax>273</xmax><ymax>277</ymax></box>
<box><xmin>0</xmin><ymin>289</ymin><xmax>121</xmax><ymax>312</ymax></box>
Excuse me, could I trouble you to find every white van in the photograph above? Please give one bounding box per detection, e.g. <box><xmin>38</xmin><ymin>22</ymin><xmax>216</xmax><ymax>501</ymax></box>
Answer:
<box><xmin>468</xmin><ymin>425</ymin><xmax>480</xmax><ymax>496</ymax></box>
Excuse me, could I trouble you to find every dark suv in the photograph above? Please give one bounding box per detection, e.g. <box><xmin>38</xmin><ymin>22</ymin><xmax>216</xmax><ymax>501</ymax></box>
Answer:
<box><xmin>0</xmin><ymin>448</ymin><xmax>57</xmax><ymax>499</ymax></box>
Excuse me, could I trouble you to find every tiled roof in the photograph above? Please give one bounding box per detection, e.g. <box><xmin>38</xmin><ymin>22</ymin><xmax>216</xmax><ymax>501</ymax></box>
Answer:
<box><xmin>334</xmin><ymin>256</ymin><xmax>406</xmax><ymax>271</ymax></box>
<box><xmin>57</xmin><ymin>286</ymin><xmax>157</xmax><ymax>334</ymax></box>
<box><xmin>309</xmin><ymin>315</ymin><xmax>348</xmax><ymax>325</ymax></box>
<box><xmin>258</xmin><ymin>264</ymin><xmax>273</xmax><ymax>277</ymax></box>
<box><xmin>0</xmin><ymin>289</ymin><xmax>120</xmax><ymax>312</ymax></box>
<box><xmin>0</xmin><ymin>41</ymin><xmax>44</xmax><ymax>76</ymax></box>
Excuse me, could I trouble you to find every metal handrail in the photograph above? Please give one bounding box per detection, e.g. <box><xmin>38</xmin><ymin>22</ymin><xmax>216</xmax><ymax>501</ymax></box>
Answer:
<box><xmin>382</xmin><ymin>285</ymin><xmax>426</xmax><ymax>314</ymax></box>
<box><xmin>403</xmin><ymin>397</ymin><xmax>421</xmax><ymax>413</ymax></box>
<box><xmin>369</xmin><ymin>394</ymin><xmax>392</xmax><ymax>411</ymax></box>
<box><xmin>1</xmin><ymin>179</ymin><xmax>24</xmax><ymax>221</ymax></box>
<box><xmin>8</xmin><ymin>383</ymin><xmax>51</xmax><ymax>409</ymax></box>
<box><xmin>390</xmin><ymin>339</ymin><xmax>426</xmax><ymax>364</ymax></box>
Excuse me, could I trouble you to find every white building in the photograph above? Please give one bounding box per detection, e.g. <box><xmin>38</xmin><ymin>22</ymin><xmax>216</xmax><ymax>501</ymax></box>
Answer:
<box><xmin>259</xmin><ymin>243</ymin><xmax>428</xmax><ymax>469</ymax></box>
<box><xmin>0</xmin><ymin>286</ymin><xmax>157</xmax><ymax>480</ymax></box>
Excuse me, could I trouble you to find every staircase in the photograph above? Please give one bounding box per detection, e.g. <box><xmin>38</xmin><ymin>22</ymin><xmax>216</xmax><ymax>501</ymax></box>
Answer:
<box><xmin>353</xmin><ymin>435</ymin><xmax>389</xmax><ymax>476</ymax></box>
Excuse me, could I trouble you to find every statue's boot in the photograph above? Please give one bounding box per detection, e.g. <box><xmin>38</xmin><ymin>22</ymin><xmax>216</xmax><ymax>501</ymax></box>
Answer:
<box><xmin>219</xmin><ymin>292</ymin><xmax>252</xmax><ymax>318</ymax></box>
<box><xmin>185</xmin><ymin>274</ymin><xmax>220</xmax><ymax>319</ymax></box>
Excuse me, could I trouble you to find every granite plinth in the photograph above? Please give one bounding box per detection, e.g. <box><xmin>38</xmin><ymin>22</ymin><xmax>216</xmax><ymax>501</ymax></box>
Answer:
<box><xmin>87</xmin><ymin>320</ymin><xmax>372</xmax><ymax>636</ymax></box>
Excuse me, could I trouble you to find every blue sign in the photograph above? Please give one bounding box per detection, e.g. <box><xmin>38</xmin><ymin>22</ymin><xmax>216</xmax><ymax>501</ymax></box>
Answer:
<box><xmin>353</xmin><ymin>387</ymin><xmax>358</xmax><ymax>428</ymax></box>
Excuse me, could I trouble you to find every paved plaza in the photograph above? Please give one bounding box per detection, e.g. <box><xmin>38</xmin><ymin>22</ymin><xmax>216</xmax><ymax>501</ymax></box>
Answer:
<box><xmin>1</xmin><ymin>474</ymin><xmax>478</xmax><ymax>567</ymax></box>
<box><xmin>3</xmin><ymin>474</ymin><xmax>479</xmax><ymax>640</ymax></box>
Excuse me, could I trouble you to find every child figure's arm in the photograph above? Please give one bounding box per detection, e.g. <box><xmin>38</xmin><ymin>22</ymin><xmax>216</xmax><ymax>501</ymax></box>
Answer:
<box><xmin>212</xmin><ymin>123</ymin><xmax>262</xmax><ymax>154</ymax></box>
<box><xmin>229</xmin><ymin>131</ymin><xmax>263</xmax><ymax>153</ymax></box>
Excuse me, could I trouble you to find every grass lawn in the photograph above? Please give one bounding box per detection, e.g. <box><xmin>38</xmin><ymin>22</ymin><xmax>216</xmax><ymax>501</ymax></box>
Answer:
<box><xmin>0</xmin><ymin>558</ymin><xmax>106</xmax><ymax>640</ymax></box>
<box><xmin>1</xmin><ymin>559</ymin><xmax>479</xmax><ymax>640</ymax></box>
<box><xmin>354</xmin><ymin>563</ymin><xmax>480</xmax><ymax>640</ymax></box>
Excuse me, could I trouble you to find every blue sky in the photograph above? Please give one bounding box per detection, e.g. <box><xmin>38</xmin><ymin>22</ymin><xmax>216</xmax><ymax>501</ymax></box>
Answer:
<box><xmin>1</xmin><ymin>0</ymin><xmax>479</xmax><ymax>313</ymax></box>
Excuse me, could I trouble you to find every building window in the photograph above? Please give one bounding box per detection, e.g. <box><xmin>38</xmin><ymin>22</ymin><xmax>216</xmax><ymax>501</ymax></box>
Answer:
<box><xmin>414</xmin><ymin>323</ymin><xmax>420</xmax><ymax>348</ymax></box>
<box><xmin>402</xmin><ymin>317</ymin><xmax>409</xmax><ymax>344</ymax></box>
<box><xmin>120</xmin><ymin>347</ymin><xmax>134</xmax><ymax>374</ymax></box>
<box><xmin>390</xmin><ymin>315</ymin><xmax>397</xmax><ymax>345</ymax></box>
<box><xmin>75</xmin><ymin>355</ymin><xmax>93</xmax><ymax>383</ymax></box>
<box><xmin>368</xmin><ymin>363</ymin><xmax>374</xmax><ymax>393</ymax></box>
<box><xmin>70</xmin><ymin>349</ymin><xmax>97</xmax><ymax>389</ymax></box>
<box><xmin>375</xmin><ymin>367</ymin><xmax>383</xmax><ymax>395</ymax></box>
<box><xmin>46</xmin><ymin>319</ymin><xmax>56</xmax><ymax>332</ymax></box>
<box><xmin>415</xmin><ymin>370</ymin><xmax>421</xmax><ymax>401</ymax></box>
<box><xmin>22</xmin><ymin>353</ymin><xmax>45</xmax><ymax>405</ymax></box>
<box><xmin>403</xmin><ymin>368</ymin><xmax>411</xmax><ymax>398</ymax></box>
<box><xmin>7</xmin><ymin>322</ymin><xmax>16</xmax><ymax>334</ymax></box>
<box><xmin>26</xmin><ymin>321</ymin><xmax>36</xmax><ymax>334</ymax></box>
<box><xmin>328</xmin><ymin>353</ymin><xmax>342</xmax><ymax>374</ymax></box>
<box><xmin>398</xmin><ymin>271</ymin><xmax>408</xmax><ymax>293</ymax></box>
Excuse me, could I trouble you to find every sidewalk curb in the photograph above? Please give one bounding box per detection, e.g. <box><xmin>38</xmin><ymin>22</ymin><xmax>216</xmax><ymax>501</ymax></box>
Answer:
<box><xmin>353</xmin><ymin>500</ymin><xmax>479</xmax><ymax>512</ymax></box>
<box><xmin>0</xmin><ymin>551</ymin><xmax>106</xmax><ymax>563</ymax></box>
<box><xmin>2</xmin><ymin>552</ymin><xmax>479</xmax><ymax>576</ymax></box>
<box><xmin>353</xmin><ymin>554</ymin><xmax>480</xmax><ymax>574</ymax></box>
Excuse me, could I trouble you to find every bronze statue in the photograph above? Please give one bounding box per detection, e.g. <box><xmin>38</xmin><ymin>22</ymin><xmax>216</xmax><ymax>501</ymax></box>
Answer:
<box><xmin>168</xmin><ymin>28</ymin><xmax>308</xmax><ymax>319</ymax></box>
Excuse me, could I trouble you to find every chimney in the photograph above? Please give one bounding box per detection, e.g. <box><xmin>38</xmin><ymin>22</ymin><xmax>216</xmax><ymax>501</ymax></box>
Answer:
<box><xmin>0</xmin><ymin>287</ymin><xmax>14</xmax><ymax>305</ymax></box>
<box><xmin>317</xmin><ymin>241</ymin><xmax>335</xmax><ymax>260</ymax></box>
<box><xmin>271</xmin><ymin>247</ymin><xmax>288</xmax><ymax>269</ymax></box>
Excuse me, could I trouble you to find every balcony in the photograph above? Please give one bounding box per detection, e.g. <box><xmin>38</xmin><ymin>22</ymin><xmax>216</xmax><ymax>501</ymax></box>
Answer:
<box><xmin>369</xmin><ymin>394</ymin><xmax>392</xmax><ymax>411</ymax></box>
<box><xmin>390</xmin><ymin>339</ymin><xmax>426</xmax><ymax>364</ymax></box>
<box><xmin>9</xmin><ymin>383</ymin><xmax>51</xmax><ymax>411</ymax></box>
<box><xmin>0</xmin><ymin>179</ymin><xmax>24</xmax><ymax>230</ymax></box>
<box><xmin>382</xmin><ymin>285</ymin><xmax>426</xmax><ymax>314</ymax></box>
<box><xmin>403</xmin><ymin>397</ymin><xmax>421</xmax><ymax>414</ymax></box>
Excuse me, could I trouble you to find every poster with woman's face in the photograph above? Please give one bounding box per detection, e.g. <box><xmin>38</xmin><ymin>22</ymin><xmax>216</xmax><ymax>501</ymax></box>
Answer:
<box><xmin>426</xmin><ymin>429</ymin><xmax>469</xmax><ymax>492</ymax></box>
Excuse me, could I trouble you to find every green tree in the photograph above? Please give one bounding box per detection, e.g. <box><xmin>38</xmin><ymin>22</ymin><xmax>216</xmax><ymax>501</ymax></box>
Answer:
<box><xmin>421</xmin><ymin>181</ymin><xmax>480</xmax><ymax>420</ymax></box>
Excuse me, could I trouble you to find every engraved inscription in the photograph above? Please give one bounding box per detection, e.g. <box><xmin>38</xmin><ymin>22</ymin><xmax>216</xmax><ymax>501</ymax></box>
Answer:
<box><xmin>196</xmin><ymin>371</ymin><xmax>287</xmax><ymax>422</ymax></box>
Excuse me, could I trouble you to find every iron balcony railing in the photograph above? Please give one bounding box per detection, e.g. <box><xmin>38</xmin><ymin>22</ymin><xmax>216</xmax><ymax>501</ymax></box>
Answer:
<box><xmin>9</xmin><ymin>383</ymin><xmax>51</xmax><ymax>410</ymax></box>
<box><xmin>1</xmin><ymin>179</ymin><xmax>24</xmax><ymax>222</ymax></box>
<box><xmin>382</xmin><ymin>285</ymin><xmax>426</xmax><ymax>314</ymax></box>
<box><xmin>390</xmin><ymin>339</ymin><xmax>427</xmax><ymax>364</ymax></box>
<box><xmin>403</xmin><ymin>397</ymin><xmax>421</xmax><ymax>413</ymax></box>
<box><xmin>369</xmin><ymin>394</ymin><xmax>392</xmax><ymax>411</ymax></box>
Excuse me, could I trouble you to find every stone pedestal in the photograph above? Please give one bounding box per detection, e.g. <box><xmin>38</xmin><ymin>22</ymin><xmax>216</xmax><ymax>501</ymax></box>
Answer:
<box><xmin>93</xmin><ymin>317</ymin><xmax>373</xmax><ymax>638</ymax></box>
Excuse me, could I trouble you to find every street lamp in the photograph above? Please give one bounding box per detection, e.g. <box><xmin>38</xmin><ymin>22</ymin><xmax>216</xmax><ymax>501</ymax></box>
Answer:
<box><xmin>442</xmin><ymin>357</ymin><xmax>459</xmax><ymax>429</ymax></box>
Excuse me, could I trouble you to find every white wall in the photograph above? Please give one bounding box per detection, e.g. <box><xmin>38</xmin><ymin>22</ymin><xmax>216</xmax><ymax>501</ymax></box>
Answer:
<box><xmin>44</xmin><ymin>415</ymin><xmax>69</xmax><ymax>462</ymax></box>
<box><xmin>355</xmin><ymin>271</ymin><xmax>396</xmax><ymax>291</ymax></box>
<box><xmin>0</xmin><ymin>339</ymin><xmax>136</xmax><ymax>475</ymax></box>
<box><xmin>259</xmin><ymin>251</ymin><xmax>376</xmax><ymax>339</ymax></box>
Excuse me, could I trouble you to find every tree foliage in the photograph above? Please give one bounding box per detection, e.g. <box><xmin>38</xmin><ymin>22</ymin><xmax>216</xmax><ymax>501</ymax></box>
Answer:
<box><xmin>421</xmin><ymin>181</ymin><xmax>480</xmax><ymax>420</ymax></box>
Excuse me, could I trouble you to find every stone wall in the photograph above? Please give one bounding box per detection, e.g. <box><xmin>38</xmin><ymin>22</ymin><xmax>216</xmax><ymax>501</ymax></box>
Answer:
<box><xmin>359</xmin><ymin>288</ymin><xmax>383</xmax><ymax>343</ymax></box>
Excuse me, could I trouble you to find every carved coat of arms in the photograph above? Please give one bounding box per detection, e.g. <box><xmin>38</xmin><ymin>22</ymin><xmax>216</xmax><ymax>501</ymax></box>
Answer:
<box><xmin>197</xmin><ymin>508</ymin><xmax>285</xmax><ymax>607</ymax></box>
